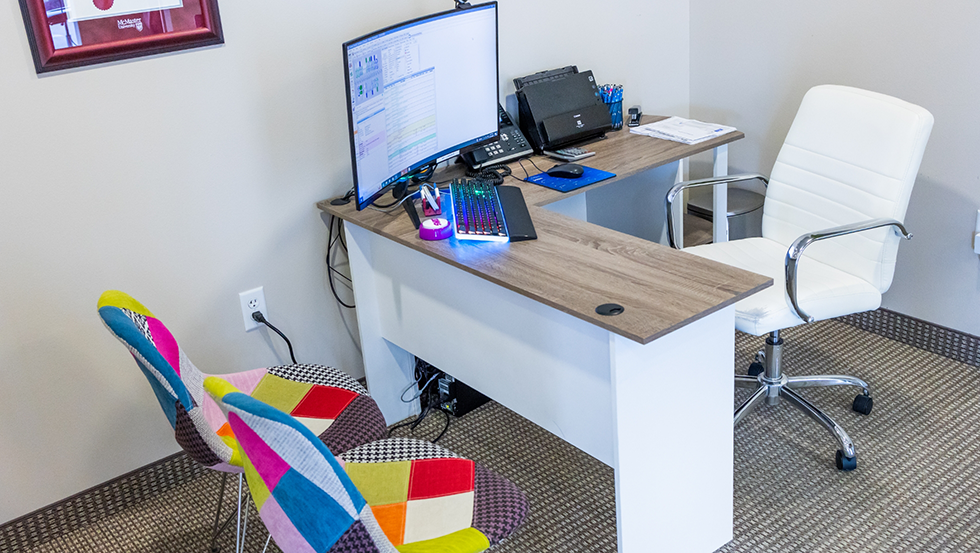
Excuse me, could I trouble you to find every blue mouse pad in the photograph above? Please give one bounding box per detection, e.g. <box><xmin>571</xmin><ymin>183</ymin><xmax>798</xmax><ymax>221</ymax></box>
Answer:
<box><xmin>526</xmin><ymin>166</ymin><xmax>616</xmax><ymax>192</ymax></box>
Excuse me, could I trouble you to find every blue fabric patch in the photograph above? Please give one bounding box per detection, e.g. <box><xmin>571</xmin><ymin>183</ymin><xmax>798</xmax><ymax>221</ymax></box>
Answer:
<box><xmin>136</xmin><ymin>359</ymin><xmax>178</xmax><ymax>428</ymax></box>
<box><xmin>273</xmin><ymin>468</ymin><xmax>355</xmax><ymax>552</ymax></box>
<box><xmin>100</xmin><ymin>306</ymin><xmax>194</xmax><ymax>410</ymax></box>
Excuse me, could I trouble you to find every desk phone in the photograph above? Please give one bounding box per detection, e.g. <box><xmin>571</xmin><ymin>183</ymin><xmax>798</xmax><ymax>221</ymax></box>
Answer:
<box><xmin>462</xmin><ymin>104</ymin><xmax>535</xmax><ymax>170</ymax></box>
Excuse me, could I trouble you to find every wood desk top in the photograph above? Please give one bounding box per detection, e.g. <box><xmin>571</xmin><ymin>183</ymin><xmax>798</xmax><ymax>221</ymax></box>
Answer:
<box><xmin>318</xmin><ymin>117</ymin><xmax>771</xmax><ymax>345</ymax></box>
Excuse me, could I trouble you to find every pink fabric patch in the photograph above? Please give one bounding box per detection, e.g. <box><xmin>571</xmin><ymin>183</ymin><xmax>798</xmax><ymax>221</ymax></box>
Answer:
<box><xmin>146</xmin><ymin>317</ymin><xmax>181</xmax><ymax>376</ymax></box>
<box><xmin>202</xmin><ymin>393</ymin><xmax>227</xmax><ymax>434</ymax></box>
<box><xmin>259</xmin><ymin>496</ymin><xmax>318</xmax><ymax>553</ymax></box>
<box><xmin>202</xmin><ymin>369</ymin><xmax>267</xmax><ymax>431</ymax></box>
<box><xmin>228</xmin><ymin>413</ymin><xmax>290</xmax><ymax>491</ymax></box>
<box><xmin>221</xmin><ymin>367</ymin><xmax>268</xmax><ymax>395</ymax></box>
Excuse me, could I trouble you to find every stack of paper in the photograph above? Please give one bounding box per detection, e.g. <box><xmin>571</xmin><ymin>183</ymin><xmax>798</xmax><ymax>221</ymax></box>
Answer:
<box><xmin>630</xmin><ymin>116</ymin><xmax>736</xmax><ymax>145</ymax></box>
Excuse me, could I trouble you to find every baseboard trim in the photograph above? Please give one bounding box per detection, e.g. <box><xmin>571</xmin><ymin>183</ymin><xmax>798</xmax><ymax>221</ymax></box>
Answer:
<box><xmin>839</xmin><ymin>308</ymin><xmax>980</xmax><ymax>367</ymax></box>
<box><xmin>0</xmin><ymin>452</ymin><xmax>205</xmax><ymax>552</ymax></box>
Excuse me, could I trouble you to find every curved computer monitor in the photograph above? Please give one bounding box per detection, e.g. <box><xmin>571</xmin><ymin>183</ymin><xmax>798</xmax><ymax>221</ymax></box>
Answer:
<box><xmin>343</xmin><ymin>2</ymin><xmax>499</xmax><ymax>210</ymax></box>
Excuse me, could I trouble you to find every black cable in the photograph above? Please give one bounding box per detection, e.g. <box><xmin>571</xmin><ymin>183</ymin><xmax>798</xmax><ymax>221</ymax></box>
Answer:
<box><xmin>465</xmin><ymin>163</ymin><xmax>512</xmax><ymax>185</ymax></box>
<box><xmin>251</xmin><ymin>311</ymin><xmax>297</xmax><ymax>364</ymax></box>
<box><xmin>431</xmin><ymin>408</ymin><xmax>452</xmax><ymax>443</ymax></box>
<box><xmin>327</xmin><ymin>215</ymin><xmax>355</xmax><ymax>309</ymax></box>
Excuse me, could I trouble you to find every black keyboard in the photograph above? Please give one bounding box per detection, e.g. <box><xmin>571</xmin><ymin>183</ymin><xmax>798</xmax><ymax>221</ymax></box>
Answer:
<box><xmin>450</xmin><ymin>179</ymin><xmax>509</xmax><ymax>242</ymax></box>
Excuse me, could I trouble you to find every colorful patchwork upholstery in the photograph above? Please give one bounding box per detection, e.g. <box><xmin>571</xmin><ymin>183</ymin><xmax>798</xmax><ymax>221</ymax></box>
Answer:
<box><xmin>97</xmin><ymin>290</ymin><xmax>387</xmax><ymax>473</ymax></box>
<box><xmin>204</xmin><ymin>377</ymin><xmax>528</xmax><ymax>553</ymax></box>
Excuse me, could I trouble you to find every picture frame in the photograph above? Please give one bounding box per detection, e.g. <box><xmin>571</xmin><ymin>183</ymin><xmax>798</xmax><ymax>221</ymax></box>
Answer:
<box><xmin>18</xmin><ymin>0</ymin><xmax>223</xmax><ymax>74</ymax></box>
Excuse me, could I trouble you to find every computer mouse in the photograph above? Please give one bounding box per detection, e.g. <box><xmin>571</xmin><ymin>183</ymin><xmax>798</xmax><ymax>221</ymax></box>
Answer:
<box><xmin>546</xmin><ymin>163</ymin><xmax>585</xmax><ymax>179</ymax></box>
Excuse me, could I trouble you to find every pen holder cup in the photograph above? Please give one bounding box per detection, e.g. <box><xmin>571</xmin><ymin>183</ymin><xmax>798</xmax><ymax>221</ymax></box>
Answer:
<box><xmin>606</xmin><ymin>100</ymin><xmax>623</xmax><ymax>130</ymax></box>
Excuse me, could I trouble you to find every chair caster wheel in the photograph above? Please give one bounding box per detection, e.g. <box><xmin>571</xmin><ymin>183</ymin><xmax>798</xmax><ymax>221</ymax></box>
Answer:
<box><xmin>852</xmin><ymin>394</ymin><xmax>873</xmax><ymax>415</ymax></box>
<box><xmin>835</xmin><ymin>450</ymin><xmax>857</xmax><ymax>471</ymax></box>
<box><xmin>747</xmin><ymin>362</ymin><xmax>764</xmax><ymax>377</ymax></box>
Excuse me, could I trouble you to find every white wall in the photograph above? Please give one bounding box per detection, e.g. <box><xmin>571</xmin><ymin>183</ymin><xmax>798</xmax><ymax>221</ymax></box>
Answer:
<box><xmin>690</xmin><ymin>0</ymin><xmax>980</xmax><ymax>335</ymax></box>
<box><xmin>0</xmin><ymin>0</ymin><xmax>690</xmax><ymax>523</ymax></box>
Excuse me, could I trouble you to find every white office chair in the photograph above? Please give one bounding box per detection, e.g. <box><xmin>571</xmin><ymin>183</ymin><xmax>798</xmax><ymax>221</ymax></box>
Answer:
<box><xmin>665</xmin><ymin>85</ymin><xmax>933</xmax><ymax>470</ymax></box>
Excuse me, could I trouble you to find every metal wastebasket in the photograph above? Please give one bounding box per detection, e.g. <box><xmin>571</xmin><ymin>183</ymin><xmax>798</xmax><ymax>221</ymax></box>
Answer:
<box><xmin>687</xmin><ymin>187</ymin><xmax>765</xmax><ymax>240</ymax></box>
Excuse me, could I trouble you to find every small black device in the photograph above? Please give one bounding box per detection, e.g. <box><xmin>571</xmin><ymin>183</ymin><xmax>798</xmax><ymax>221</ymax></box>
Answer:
<box><xmin>462</xmin><ymin>104</ymin><xmax>535</xmax><ymax>170</ymax></box>
<box><xmin>402</xmin><ymin>200</ymin><xmax>421</xmax><ymax>229</ymax></box>
<box><xmin>628</xmin><ymin>105</ymin><xmax>642</xmax><ymax>127</ymax></box>
<box><xmin>514</xmin><ymin>67</ymin><xmax>613</xmax><ymax>152</ymax></box>
<box><xmin>546</xmin><ymin>163</ymin><xmax>585</xmax><ymax>179</ymax></box>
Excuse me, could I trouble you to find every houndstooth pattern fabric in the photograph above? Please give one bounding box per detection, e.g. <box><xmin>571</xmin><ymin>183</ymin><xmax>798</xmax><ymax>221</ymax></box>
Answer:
<box><xmin>174</xmin><ymin>403</ymin><xmax>225</xmax><ymax>468</ymax></box>
<box><xmin>121</xmin><ymin>308</ymin><xmax>153</xmax><ymax>344</ymax></box>
<box><xmin>268</xmin><ymin>364</ymin><xmax>368</xmax><ymax>395</ymax></box>
<box><xmin>340</xmin><ymin>437</ymin><xmax>459</xmax><ymax>464</ymax></box>
<box><xmin>472</xmin><ymin>464</ymin><xmax>529</xmax><ymax>544</ymax></box>
<box><xmin>326</xmin><ymin>519</ymin><xmax>396</xmax><ymax>553</ymax></box>
<box><xmin>319</xmin><ymin>395</ymin><xmax>387</xmax><ymax>455</ymax></box>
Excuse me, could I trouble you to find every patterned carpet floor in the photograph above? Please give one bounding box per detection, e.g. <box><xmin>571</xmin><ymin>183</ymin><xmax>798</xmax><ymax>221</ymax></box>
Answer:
<box><xmin>3</xmin><ymin>318</ymin><xmax>979</xmax><ymax>552</ymax></box>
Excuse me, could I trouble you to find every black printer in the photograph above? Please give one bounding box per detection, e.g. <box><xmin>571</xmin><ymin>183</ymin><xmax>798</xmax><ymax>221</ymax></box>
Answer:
<box><xmin>513</xmin><ymin>66</ymin><xmax>613</xmax><ymax>152</ymax></box>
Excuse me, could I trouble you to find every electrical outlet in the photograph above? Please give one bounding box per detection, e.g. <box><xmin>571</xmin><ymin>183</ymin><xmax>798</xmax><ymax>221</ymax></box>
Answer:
<box><xmin>239</xmin><ymin>287</ymin><xmax>266</xmax><ymax>331</ymax></box>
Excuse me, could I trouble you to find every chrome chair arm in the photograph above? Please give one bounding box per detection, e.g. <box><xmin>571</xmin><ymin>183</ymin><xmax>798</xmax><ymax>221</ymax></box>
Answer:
<box><xmin>664</xmin><ymin>173</ymin><xmax>769</xmax><ymax>249</ymax></box>
<box><xmin>785</xmin><ymin>218</ymin><xmax>913</xmax><ymax>323</ymax></box>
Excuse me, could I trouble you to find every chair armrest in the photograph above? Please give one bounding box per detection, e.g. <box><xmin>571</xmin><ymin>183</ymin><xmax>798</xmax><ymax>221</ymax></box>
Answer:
<box><xmin>785</xmin><ymin>218</ymin><xmax>913</xmax><ymax>323</ymax></box>
<box><xmin>665</xmin><ymin>173</ymin><xmax>769</xmax><ymax>249</ymax></box>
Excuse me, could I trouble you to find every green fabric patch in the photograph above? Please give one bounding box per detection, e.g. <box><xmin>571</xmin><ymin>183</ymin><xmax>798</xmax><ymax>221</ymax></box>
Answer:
<box><xmin>396</xmin><ymin>527</ymin><xmax>490</xmax><ymax>553</ymax></box>
<box><xmin>345</xmin><ymin>461</ymin><xmax>411</xmax><ymax>506</ymax></box>
<box><xmin>250</xmin><ymin>374</ymin><xmax>313</xmax><ymax>413</ymax></box>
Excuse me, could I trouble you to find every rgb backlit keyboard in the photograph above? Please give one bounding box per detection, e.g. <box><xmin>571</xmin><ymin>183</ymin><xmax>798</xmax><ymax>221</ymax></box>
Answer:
<box><xmin>449</xmin><ymin>178</ymin><xmax>509</xmax><ymax>242</ymax></box>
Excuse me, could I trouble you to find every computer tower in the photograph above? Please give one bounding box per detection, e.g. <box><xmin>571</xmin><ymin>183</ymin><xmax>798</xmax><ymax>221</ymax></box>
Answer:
<box><xmin>416</xmin><ymin>358</ymin><xmax>490</xmax><ymax>418</ymax></box>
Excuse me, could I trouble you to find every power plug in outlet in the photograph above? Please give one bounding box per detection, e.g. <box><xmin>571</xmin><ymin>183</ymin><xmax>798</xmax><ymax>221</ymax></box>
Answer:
<box><xmin>239</xmin><ymin>287</ymin><xmax>267</xmax><ymax>331</ymax></box>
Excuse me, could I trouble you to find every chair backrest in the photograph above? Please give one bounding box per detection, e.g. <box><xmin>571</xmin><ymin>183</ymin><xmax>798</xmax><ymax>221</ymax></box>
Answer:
<box><xmin>98</xmin><ymin>290</ymin><xmax>239</xmax><ymax>471</ymax></box>
<box><xmin>204</xmin><ymin>377</ymin><xmax>395</xmax><ymax>553</ymax></box>
<box><xmin>762</xmin><ymin>85</ymin><xmax>934</xmax><ymax>292</ymax></box>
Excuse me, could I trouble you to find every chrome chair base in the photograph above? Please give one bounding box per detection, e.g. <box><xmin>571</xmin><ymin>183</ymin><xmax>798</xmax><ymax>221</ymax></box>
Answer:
<box><xmin>734</xmin><ymin>330</ymin><xmax>873</xmax><ymax>471</ymax></box>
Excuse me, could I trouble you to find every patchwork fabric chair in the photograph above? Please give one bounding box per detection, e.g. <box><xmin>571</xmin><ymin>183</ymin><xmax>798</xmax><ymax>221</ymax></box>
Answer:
<box><xmin>97</xmin><ymin>290</ymin><xmax>388</xmax><ymax>547</ymax></box>
<box><xmin>204</xmin><ymin>376</ymin><xmax>528</xmax><ymax>553</ymax></box>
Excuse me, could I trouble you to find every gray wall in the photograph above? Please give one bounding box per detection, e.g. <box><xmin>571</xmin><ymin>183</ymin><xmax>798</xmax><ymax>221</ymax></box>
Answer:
<box><xmin>690</xmin><ymin>0</ymin><xmax>980</xmax><ymax>335</ymax></box>
<box><xmin>0</xmin><ymin>0</ymin><xmax>690</xmax><ymax>524</ymax></box>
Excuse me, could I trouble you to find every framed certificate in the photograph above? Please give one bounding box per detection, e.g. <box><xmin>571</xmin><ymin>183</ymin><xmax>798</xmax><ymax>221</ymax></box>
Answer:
<box><xmin>18</xmin><ymin>0</ymin><xmax>223</xmax><ymax>74</ymax></box>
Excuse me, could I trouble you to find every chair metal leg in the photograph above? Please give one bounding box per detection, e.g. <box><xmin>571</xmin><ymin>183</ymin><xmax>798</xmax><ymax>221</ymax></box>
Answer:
<box><xmin>210</xmin><ymin>472</ymin><xmax>229</xmax><ymax>553</ymax></box>
<box><xmin>235</xmin><ymin>473</ymin><xmax>243</xmax><ymax>553</ymax></box>
<box><xmin>733</xmin><ymin>331</ymin><xmax>868</xmax><ymax>469</ymax></box>
<box><xmin>785</xmin><ymin>375</ymin><xmax>871</xmax><ymax>396</ymax></box>
<box><xmin>734</xmin><ymin>374</ymin><xmax>759</xmax><ymax>389</ymax></box>
<box><xmin>779</xmin><ymin>385</ymin><xmax>856</xmax><ymax>459</ymax></box>
<box><xmin>734</xmin><ymin>384</ymin><xmax>767</xmax><ymax>425</ymax></box>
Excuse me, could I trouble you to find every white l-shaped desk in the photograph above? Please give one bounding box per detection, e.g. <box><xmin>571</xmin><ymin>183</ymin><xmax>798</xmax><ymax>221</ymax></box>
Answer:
<box><xmin>318</xmin><ymin>117</ymin><xmax>771</xmax><ymax>553</ymax></box>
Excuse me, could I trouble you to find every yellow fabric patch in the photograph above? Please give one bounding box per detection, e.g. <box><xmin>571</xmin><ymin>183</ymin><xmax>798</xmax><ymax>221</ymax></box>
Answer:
<box><xmin>242</xmin><ymin>453</ymin><xmax>271</xmax><ymax>510</ymax></box>
<box><xmin>204</xmin><ymin>376</ymin><xmax>244</xmax><ymax>401</ymax></box>
<box><xmin>250</xmin><ymin>374</ymin><xmax>313</xmax><ymax>413</ymax></box>
<box><xmin>395</xmin><ymin>527</ymin><xmax>489</xmax><ymax>553</ymax></box>
<box><xmin>218</xmin><ymin>434</ymin><xmax>243</xmax><ymax>467</ymax></box>
<box><xmin>97</xmin><ymin>290</ymin><xmax>154</xmax><ymax>317</ymax></box>
<box><xmin>345</xmin><ymin>461</ymin><xmax>412</xmax><ymax>506</ymax></box>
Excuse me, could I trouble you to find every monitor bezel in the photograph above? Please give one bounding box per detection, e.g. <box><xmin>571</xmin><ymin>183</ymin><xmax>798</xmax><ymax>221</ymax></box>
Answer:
<box><xmin>342</xmin><ymin>2</ymin><xmax>500</xmax><ymax>211</ymax></box>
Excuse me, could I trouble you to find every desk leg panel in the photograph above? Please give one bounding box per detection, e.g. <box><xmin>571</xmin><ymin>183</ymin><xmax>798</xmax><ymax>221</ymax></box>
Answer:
<box><xmin>610</xmin><ymin>305</ymin><xmax>735</xmax><ymax>553</ymax></box>
<box><xmin>346</xmin><ymin>222</ymin><xmax>420</xmax><ymax>425</ymax></box>
<box><xmin>347</xmin><ymin>226</ymin><xmax>616</xmax><ymax>465</ymax></box>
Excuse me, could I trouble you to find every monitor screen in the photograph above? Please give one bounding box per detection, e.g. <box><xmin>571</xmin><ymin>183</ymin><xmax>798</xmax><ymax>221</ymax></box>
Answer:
<box><xmin>343</xmin><ymin>3</ymin><xmax>499</xmax><ymax>210</ymax></box>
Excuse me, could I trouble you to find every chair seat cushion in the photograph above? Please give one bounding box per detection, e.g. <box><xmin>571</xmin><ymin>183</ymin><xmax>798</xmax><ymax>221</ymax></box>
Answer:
<box><xmin>340</xmin><ymin>438</ymin><xmax>528</xmax><ymax>552</ymax></box>
<box><xmin>685</xmin><ymin>237</ymin><xmax>882</xmax><ymax>335</ymax></box>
